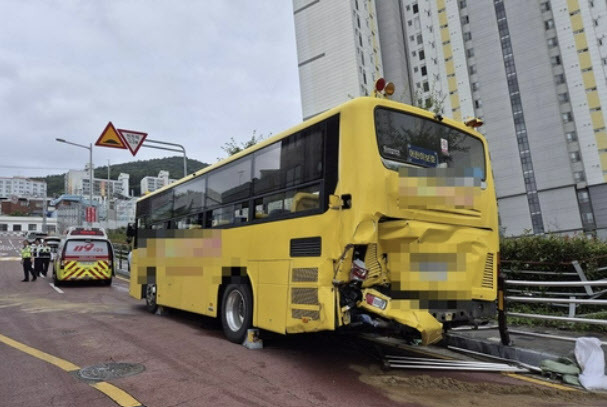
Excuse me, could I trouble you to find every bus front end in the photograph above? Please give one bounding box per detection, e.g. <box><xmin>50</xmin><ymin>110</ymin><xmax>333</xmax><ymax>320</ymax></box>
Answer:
<box><xmin>335</xmin><ymin>99</ymin><xmax>498</xmax><ymax>345</ymax></box>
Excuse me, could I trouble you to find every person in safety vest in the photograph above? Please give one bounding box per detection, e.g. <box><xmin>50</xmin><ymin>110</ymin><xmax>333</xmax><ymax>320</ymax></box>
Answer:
<box><xmin>39</xmin><ymin>240</ymin><xmax>52</xmax><ymax>277</ymax></box>
<box><xmin>32</xmin><ymin>238</ymin><xmax>43</xmax><ymax>278</ymax></box>
<box><xmin>29</xmin><ymin>239</ymin><xmax>38</xmax><ymax>275</ymax></box>
<box><xmin>21</xmin><ymin>240</ymin><xmax>36</xmax><ymax>282</ymax></box>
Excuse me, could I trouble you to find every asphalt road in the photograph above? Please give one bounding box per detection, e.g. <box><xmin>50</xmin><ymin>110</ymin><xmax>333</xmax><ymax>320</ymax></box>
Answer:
<box><xmin>1</xmin><ymin>232</ymin><xmax>605</xmax><ymax>407</ymax></box>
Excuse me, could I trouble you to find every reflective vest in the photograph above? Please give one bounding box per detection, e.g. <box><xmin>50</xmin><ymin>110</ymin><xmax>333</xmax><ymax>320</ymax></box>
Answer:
<box><xmin>39</xmin><ymin>246</ymin><xmax>51</xmax><ymax>258</ymax></box>
<box><xmin>21</xmin><ymin>247</ymin><xmax>32</xmax><ymax>259</ymax></box>
<box><xmin>29</xmin><ymin>244</ymin><xmax>37</xmax><ymax>257</ymax></box>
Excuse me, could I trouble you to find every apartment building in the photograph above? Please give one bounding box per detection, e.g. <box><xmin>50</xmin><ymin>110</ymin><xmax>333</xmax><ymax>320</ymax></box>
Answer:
<box><xmin>293</xmin><ymin>0</ymin><xmax>607</xmax><ymax>238</ymax></box>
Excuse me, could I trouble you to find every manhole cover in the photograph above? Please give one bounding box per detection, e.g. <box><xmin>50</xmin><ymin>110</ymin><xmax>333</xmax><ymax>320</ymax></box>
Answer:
<box><xmin>76</xmin><ymin>363</ymin><xmax>145</xmax><ymax>381</ymax></box>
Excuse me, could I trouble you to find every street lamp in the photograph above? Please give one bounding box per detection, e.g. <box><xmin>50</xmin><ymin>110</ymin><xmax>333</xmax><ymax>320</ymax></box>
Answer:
<box><xmin>56</xmin><ymin>138</ymin><xmax>93</xmax><ymax>225</ymax></box>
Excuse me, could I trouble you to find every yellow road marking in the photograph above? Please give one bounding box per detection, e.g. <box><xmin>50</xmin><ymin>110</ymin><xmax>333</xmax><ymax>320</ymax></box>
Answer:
<box><xmin>0</xmin><ymin>332</ymin><xmax>144</xmax><ymax>406</ymax></box>
<box><xmin>503</xmin><ymin>372</ymin><xmax>580</xmax><ymax>392</ymax></box>
<box><xmin>0</xmin><ymin>333</ymin><xmax>79</xmax><ymax>371</ymax></box>
<box><xmin>91</xmin><ymin>382</ymin><xmax>142</xmax><ymax>407</ymax></box>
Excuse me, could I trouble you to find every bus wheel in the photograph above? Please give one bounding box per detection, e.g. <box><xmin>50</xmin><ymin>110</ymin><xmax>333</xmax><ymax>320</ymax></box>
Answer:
<box><xmin>145</xmin><ymin>284</ymin><xmax>158</xmax><ymax>313</ymax></box>
<box><xmin>221</xmin><ymin>284</ymin><xmax>253</xmax><ymax>344</ymax></box>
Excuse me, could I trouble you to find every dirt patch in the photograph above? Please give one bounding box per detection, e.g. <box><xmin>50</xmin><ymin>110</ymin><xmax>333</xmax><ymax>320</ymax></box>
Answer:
<box><xmin>352</xmin><ymin>364</ymin><xmax>607</xmax><ymax>407</ymax></box>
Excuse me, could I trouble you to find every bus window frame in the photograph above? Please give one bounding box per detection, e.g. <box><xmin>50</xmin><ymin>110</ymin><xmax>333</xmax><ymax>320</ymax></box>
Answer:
<box><xmin>373</xmin><ymin>106</ymin><xmax>487</xmax><ymax>182</ymax></box>
<box><xmin>137</xmin><ymin>114</ymin><xmax>339</xmax><ymax>231</ymax></box>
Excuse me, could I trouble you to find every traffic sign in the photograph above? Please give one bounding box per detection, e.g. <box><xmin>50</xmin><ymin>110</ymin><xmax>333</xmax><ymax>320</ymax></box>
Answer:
<box><xmin>95</xmin><ymin>122</ymin><xmax>127</xmax><ymax>149</ymax></box>
<box><xmin>117</xmin><ymin>128</ymin><xmax>147</xmax><ymax>156</ymax></box>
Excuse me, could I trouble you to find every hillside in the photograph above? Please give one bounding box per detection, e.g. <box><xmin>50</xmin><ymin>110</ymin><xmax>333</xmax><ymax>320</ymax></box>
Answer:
<box><xmin>41</xmin><ymin>156</ymin><xmax>209</xmax><ymax>197</ymax></box>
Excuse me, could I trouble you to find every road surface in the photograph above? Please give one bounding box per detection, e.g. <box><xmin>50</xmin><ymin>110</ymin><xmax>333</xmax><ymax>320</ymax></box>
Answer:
<box><xmin>0</xmin><ymin>232</ymin><xmax>605</xmax><ymax>407</ymax></box>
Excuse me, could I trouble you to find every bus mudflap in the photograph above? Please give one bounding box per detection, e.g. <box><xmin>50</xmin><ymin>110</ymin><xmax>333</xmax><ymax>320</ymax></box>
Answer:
<box><xmin>357</xmin><ymin>288</ymin><xmax>443</xmax><ymax>345</ymax></box>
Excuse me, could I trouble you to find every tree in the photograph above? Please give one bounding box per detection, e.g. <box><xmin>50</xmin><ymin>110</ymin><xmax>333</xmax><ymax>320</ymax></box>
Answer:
<box><xmin>219</xmin><ymin>130</ymin><xmax>270</xmax><ymax>158</ymax></box>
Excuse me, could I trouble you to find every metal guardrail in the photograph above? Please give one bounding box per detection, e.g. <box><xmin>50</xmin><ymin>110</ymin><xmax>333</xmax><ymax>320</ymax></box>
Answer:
<box><xmin>500</xmin><ymin>257</ymin><xmax>607</xmax><ymax>330</ymax></box>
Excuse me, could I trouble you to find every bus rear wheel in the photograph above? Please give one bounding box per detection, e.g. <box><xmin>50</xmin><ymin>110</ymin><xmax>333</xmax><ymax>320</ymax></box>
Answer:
<box><xmin>145</xmin><ymin>283</ymin><xmax>158</xmax><ymax>313</ymax></box>
<box><xmin>221</xmin><ymin>284</ymin><xmax>253</xmax><ymax>344</ymax></box>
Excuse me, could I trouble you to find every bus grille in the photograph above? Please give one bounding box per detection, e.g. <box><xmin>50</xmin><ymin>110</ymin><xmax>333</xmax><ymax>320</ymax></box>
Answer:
<box><xmin>482</xmin><ymin>253</ymin><xmax>494</xmax><ymax>289</ymax></box>
<box><xmin>291</xmin><ymin>288</ymin><xmax>318</xmax><ymax>305</ymax></box>
<box><xmin>292</xmin><ymin>309</ymin><xmax>320</xmax><ymax>320</ymax></box>
<box><xmin>292</xmin><ymin>268</ymin><xmax>318</xmax><ymax>282</ymax></box>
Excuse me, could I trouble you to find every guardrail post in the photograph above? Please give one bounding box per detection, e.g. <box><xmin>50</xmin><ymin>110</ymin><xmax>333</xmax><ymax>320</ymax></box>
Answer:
<box><xmin>497</xmin><ymin>274</ymin><xmax>512</xmax><ymax>346</ymax></box>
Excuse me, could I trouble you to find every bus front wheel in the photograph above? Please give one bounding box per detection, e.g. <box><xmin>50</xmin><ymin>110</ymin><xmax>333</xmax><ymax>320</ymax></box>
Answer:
<box><xmin>145</xmin><ymin>284</ymin><xmax>158</xmax><ymax>313</ymax></box>
<box><xmin>221</xmin><ymin>284</ymin><xmax>253</xmax><ymax>344</ymax></box>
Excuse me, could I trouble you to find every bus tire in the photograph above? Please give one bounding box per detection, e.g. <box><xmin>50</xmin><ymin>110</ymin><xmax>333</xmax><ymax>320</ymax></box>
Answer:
<box><xmin>145</xmin><ymin>283</ymin><xmax>158</xmax><ymax>313</ymax></box>
<box><xmin>220</xmin><ymin>283</ymin><xmax>253</xmax><ymax>344</ymax></box>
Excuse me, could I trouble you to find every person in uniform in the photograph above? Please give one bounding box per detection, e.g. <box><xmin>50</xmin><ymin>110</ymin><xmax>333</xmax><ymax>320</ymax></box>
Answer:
<box><xmin>32</xmin><ymin>238</ymin><xmax>43</xmax><ymax>277</ymax></box>
<box><xmin>21</xmin><ymin>240</ymin><xmax>36</xmax><ymax>282</ymax></box>
<box><xmin>39</xmin><ymin>240</ymin><xmax>52</xmax><ymax>277</ymax></box>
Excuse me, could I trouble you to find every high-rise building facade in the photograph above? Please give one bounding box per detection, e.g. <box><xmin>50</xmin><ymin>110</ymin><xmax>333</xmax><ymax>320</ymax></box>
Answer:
<box><xmin>293</xmin><ymin>0</ymin><xmax>607</xmax><ymax>238</ymax></box>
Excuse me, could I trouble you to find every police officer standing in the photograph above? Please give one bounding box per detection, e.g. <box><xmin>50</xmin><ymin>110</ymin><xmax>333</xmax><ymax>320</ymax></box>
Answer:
<box><xmin>21</xmin><ymin>240</ymin><xmax>36</xmax><ymax>282</ymax></box>
<box><xmin>32</xmin><ymin>238</ymin><xmax>43</xmax><ymax>278</ymax></box>
<box><xmin>39</xmin><ymin>240</ymin><xmax>52</xmax><ymax>277</ymax></box>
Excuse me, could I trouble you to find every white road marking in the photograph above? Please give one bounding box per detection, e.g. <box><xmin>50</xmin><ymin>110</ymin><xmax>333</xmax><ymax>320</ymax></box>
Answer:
<box><xmin>49</xmin><ymin>283</ymin><xmax>64</xmax><ymax>294</ymax></box>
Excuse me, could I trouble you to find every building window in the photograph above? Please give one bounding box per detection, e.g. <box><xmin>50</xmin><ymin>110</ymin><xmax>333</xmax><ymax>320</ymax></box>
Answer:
<box><xmin>459</xmin><ymin>0</ymin><xmax>467</xmax><ymax>9</ymax></box>
<box><xmin>474</xmin><ymin>99</ymin><xmax>482</xmax><ymax>109</ymax></box>
<box><xmin>469</xmin><ymin>65</ymin><xmax>477</xmax><ymax>75</ymax></box>
<box><xmin>558</xmin><ymin>93</ymin><xmax>569</xmax><ymax>103</ymax></box>
<box><xmin>467</xmin><ymin>48</ymin><xmax>475</xmax><ymax>58</ymax></box>
<box><xmin>578</xmin><ymin>191</ymin><xmax>590</xmax><ymax>203</ymax></box>
<box><xmin>550</xmin><ymin>55</ymin><xmax>561</xmax><ymax>66</ymax></box>
<box><xmin>414</xmin><ymin>66</ymin><xmax>419</xmax><ymax>73</ymax></box>
<box><xmin>540</xmin><ymin>2</ymin><xmax>551</xmax><ymax>12</ymax></box>
<box><xmin>570</xmin><ymin>151</ymin><xmax>581</xmax><ymax>162</ymax></box>
<box><xmin>419</xmin><ymin>50</ymin><xmax>425</xmax><ymax>60</ymax></box>
<box><xmin>562</xmin><ymin>112</ymin><xmax>573</xmax><ymax>123</ymax></box>
<box><xmin>547</xmin><ymin>37</ymin><xmax>558</xmax><ymax>48</ymax></box>
<box><xmin>413</xmin><ymin>3</ymin><xmax>419</xmax><ymax>14</ymax></box>
<box><xmin>28</xmin><ymin>224</ymin><xmax>37</xmax><ymax>231</ymax></box>
<box><xmin>544</xmin><ymin>19</ymin><xmax>554</xmax><ymax>30</ymax></box>
<box><xmin>566</xmin><ymin>131</ymin><xmax>577</xmax><ymax>142</ymax></box>
<box><xmin>574</xmin><ymin>171</ymin><xmax>586</xmax><ymax>182</ymax></box>
<box><xmin>422</xmin><ymin>82</ymin><xmax>429</xmax><ymax>92</ymax></box>
<box><xmin>13</xmin><ymin>224</ymin><xmax>21</xmax><ymax>232</ymax></box>
<box><xmin>472</xmin><ymin>82</ymin><xmax>479</xmax><ymax>91</ymax></box>
<box><xmin>417</xmin><ymin>34</ymin><xmax>423</xmax><ymax>45</ymax></box>
<box><xmin>554</xmin><ymin>73</ymin><xmax>565</xmax><ymax>84</ymax></box>
<box><xmin>463</xmin><ymin>32</ymin><xmax>472</xmax><ymax>41</ymax></box>
<box><xmin>421</xmin><ymin>65</ymin><xmax>427</xmax><ymax>76</ymax></box>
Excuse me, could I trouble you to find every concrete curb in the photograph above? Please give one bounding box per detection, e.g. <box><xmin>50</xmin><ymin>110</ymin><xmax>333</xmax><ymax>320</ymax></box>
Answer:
<box><xmin>446</xmin><ymin>331</ymin><xmax>567</xmax><ymax>368</ymax></box>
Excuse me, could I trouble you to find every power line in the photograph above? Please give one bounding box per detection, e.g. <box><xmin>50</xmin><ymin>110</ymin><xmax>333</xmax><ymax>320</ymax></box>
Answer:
<box><xmin>0</xmin><ymin>165</ymin><xmax>73</xmax><ymax>171</ymax></box>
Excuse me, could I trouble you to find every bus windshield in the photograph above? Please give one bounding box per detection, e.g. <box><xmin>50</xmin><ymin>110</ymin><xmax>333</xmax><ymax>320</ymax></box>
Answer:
<box><xmin>375</xmin><ymin>108</ymin><xmax>486</xmax><ymax>179</ymax></box>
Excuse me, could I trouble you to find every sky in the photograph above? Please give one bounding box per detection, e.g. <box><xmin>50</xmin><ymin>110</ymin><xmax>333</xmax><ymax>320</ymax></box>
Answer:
<box><xmin>0</xmin><ymin>1</ymin><xmax>302</xmax><ymax>179</ymax></box>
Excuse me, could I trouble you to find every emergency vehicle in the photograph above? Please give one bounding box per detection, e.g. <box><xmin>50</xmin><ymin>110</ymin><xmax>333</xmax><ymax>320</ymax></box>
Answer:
<box><xmin>53</xmin><ymin>228</ymin><xmax>114</xmax><ymax>286</ymax></box>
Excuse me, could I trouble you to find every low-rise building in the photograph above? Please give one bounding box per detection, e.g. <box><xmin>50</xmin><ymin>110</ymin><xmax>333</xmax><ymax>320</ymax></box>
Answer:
<box><xmin>0</xmin><ymin>177</ymin><xmax>47</xmax><ymax>198</ymax></box>
<box><xmin>141</xmin><ymin>171</ymin><xmax>176</xmax><ymax>194</ymax></box>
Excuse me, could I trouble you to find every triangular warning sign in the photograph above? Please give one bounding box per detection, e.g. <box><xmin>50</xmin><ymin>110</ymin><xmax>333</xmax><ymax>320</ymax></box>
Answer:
<box><xmin>96</xmin><ymin>122</ymin><xmax>127</xmax><ymax>149</ymax></box>
<box><xmin>117</xmin><ymin>128</ymin><xmax>148</xmax><ymax>156</ymax></box>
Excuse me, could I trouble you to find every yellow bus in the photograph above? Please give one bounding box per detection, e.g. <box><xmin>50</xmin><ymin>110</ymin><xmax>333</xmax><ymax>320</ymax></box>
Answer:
<box><xmin>128</xmin><ymin>95</ymin><xmax>498</xmax><ymax>345</ymax></box>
